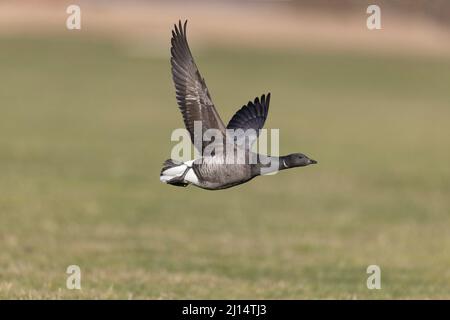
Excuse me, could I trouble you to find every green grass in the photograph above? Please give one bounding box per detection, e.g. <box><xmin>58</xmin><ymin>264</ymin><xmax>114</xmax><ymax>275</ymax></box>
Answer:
<box><xmin>1</xmin><ymin>35</ymin><xmax>450</xmax><ymax>299</ymax></box>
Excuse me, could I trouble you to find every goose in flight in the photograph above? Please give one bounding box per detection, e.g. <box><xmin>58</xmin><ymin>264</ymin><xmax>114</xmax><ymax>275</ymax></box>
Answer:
<box><xmin>160</xmin><ymin>20</ymin><xmax>317</xmax><ymax>190</ymax></box>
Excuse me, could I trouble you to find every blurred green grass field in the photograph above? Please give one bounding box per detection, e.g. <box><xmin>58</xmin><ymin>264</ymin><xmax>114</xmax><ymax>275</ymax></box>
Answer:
<box><xmin>1</xmin><ymin>35</ymin><xmax>450</xmax><ymax>299</ymax></box>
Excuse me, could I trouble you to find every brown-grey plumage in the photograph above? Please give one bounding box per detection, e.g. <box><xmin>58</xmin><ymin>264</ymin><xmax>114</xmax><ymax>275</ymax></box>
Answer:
<box><xmin>171</xmin><ymin>20</ymin><xmax>226</xmax><ymax>153</ymax></box>
<box><xmin>160</xmin><ymin>20</ymin><xmax>317</xmax><ymax>190</ymax></box>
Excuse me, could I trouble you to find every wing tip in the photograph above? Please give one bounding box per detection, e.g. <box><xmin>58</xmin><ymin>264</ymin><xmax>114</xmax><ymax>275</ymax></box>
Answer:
<box><xmin>175</xmin><ymin>19</ymin><xmax>188</xmax><ymax>33</ymax></box>
<box><xmin>264</xmin><ymin>92</ymin><xmax>271</xmax><ymax>108</ymax></box>
<box><xmin>254</xmin><ymin>92</ymin><xmax>271</xmax><ymax>108</ymax></box>
<box><xmin>172</xmin><ymin>19</ymin><xmax>189</xmax><ymax>40</ymax></box>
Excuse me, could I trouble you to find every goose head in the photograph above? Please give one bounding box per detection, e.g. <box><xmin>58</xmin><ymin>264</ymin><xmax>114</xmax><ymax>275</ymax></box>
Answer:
<box><xmin>283</xmin><ymin>153</ymin><xmax>317</xmax><ymax>168</ymax></box>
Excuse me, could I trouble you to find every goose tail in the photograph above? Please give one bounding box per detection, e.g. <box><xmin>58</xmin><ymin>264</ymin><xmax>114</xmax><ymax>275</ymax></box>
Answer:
<box><xmin>160</xmin><ymin>159</ymin><xmax>189</xmax><ymax>187</ymax></box>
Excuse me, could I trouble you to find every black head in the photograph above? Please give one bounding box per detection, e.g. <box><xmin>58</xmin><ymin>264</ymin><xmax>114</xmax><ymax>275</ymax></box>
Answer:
<box><xmin>282</xmin><ymin>153</ymin><xmax>317</xmax><ymax>168</ymax></box>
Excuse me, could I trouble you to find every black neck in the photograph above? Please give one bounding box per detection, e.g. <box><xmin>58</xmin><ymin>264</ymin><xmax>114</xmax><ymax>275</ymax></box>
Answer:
<box><xmin>252</xmin><ymin>155</ymin><xmax>289</xmax><ymax>176</ymax></box>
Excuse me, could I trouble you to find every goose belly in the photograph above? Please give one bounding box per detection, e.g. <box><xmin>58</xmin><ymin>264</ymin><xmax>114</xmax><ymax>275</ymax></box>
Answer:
<box><xmin>193</xmin><ymin>157</ymin><xmax>252</xmax><ymax>190</ymax></box>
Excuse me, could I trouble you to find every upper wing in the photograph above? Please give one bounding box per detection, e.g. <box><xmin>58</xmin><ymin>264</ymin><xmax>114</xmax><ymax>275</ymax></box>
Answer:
<box><xmin>226</xmin><ymin>93</ymin><xmax>271</xmax><ymax>148</ymax></box>
<box><xmin>171</xmin><ymin>20</ymin><xmax>226</xmax><ymax>153</ymax></box>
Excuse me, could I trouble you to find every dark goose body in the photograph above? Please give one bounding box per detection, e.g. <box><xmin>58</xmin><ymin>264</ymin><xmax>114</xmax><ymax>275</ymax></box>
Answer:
<box><xmin>160</xmin><ymin>21</ymin><xmax>317</xmax><ymax>190</ymax></box>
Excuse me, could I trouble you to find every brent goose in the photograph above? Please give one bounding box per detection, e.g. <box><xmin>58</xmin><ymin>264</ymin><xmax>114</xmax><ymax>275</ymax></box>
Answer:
<box><xmin>160</xmin><ymin>21</ymin><xmax>317</xmax><ymax>190</ymax></box>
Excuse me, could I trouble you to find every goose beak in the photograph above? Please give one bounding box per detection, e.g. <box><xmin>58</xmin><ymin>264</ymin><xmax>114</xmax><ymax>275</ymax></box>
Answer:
<box><xmin>309</xmin><ymin>159</ymin><xmax>318</xmax><ymax>165</ymax></box>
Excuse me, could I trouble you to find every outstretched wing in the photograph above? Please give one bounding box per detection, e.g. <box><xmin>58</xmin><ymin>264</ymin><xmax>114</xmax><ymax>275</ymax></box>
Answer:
<box><xmin>171</xmin><ymin>20</ymin><xmax>226</xmax><ymax>153</ymax></box>
<box><xmin>226</xmin><ymin>93</ymin><xmax>271</xmax><ymax>148</ymax></box>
